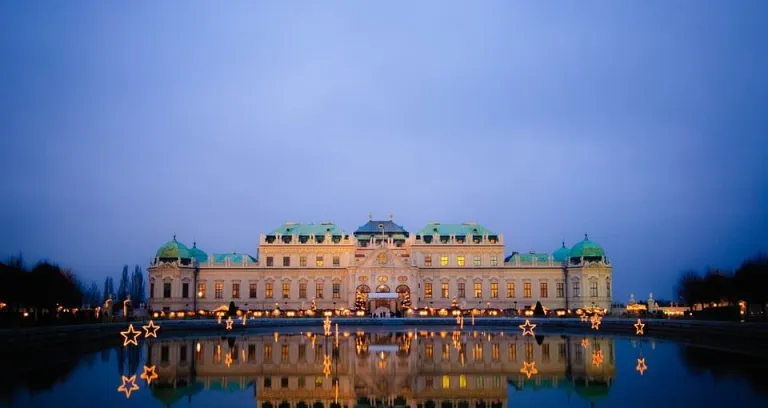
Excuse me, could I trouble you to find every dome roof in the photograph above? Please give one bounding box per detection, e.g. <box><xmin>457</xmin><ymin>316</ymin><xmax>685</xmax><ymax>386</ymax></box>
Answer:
<box><xmin>188</xmin><ymin>241</ymin><xmax>208</xmax><ymax>263</ymax></box>
<box><xmin>553</xmin><ymin>242</ymin><xmax>570</xmax><ymax>262</ymax></box>
<box><xmin>155</xmin><ymin>235</ymin><xmax>191</xmax><ymax>259</ymax></box>
<box><xmin>569</xmin><ymin>234</ymin><xmax>605</xmax><ymax>258</ymax></box>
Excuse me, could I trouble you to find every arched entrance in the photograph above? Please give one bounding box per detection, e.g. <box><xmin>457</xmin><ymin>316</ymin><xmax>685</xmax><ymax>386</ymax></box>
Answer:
<box><xmin>371</xmin><ymin>285</ymin><xmax>397</xmax><ymax>316</ymax></box>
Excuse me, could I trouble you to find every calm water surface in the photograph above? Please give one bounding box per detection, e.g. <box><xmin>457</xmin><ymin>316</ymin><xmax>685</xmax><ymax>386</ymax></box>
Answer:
<box><xmin>2</xmin><ymin>328</ymin><xmax>767</xmax><ymax>408</ymax></box>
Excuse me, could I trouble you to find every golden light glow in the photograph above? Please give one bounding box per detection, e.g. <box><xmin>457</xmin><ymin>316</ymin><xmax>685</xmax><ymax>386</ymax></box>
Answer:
<box><xmin>323</xmin><ymin>316</ymin><xmax>332</xmax><ymax>336</ymax></box>
<box><xmin>217</xmin><ymin>315</ymin><xmax>222</xmax><ymax>324</ymax></box>
<box><xmin>580</xmin><ymin>314</ymin><xmax>589</xmax><ymax>322</ymax></box>
<box><xmin>242</xmin><ymin>315</ymin><xmax>247</xmax><ymax>325</ymax></box>
<box><xmin>142</xmin><ymin>320</ymin><xmax>160</xmax><ymax>338</ymax></box>
<box><xmin>120</xmin><ymin>324</ymin><xmax>142</xmax><ymax>347</ymax></box>
<box><xmin>634</xmin><ymin>319</ymin><xmax>645</xmax><ymax>335</ymax></box>
<box><xmin>225</xmin><ymin>352</ymin><xmax>233</xmax><ymax>368</ymax></box>
<box><xmin>323</xmin><ymin>354</ymin><xmax>332</xmax><ymax>378</ymax></box>
<box><xmin>520</xmin><ymin>361</ymin><xmax>538</xmax><ymax>379</ymax></box>
<box><xmin>592</xmin><ymin>350</ymin><xmax>604</xmax><ymax>367</ymax></box>
<box><xmin>636</xmin><ymin>357</ymin><xmax>648</xmax><ymax>375</ymax></box>
<box><xmin>581</xmin><ymin>338</ymin><xmax>589</xmax><ymax>348</ymax></box>
<box><xmin>274</xmin><ymin>332</ymin><xmax>279</xmax><ymax>343</ymax></box>
<box><xmin>590</xmin><ymin>314</ymin><xmax>602</xmax><ymax>330</ymax></box>
<box><xmin>117</xmin><ymin>375</ymin><xmax>139</xmax><ymax>398</ymax></box>
<box><xmin>140</xmin><ymin>365</ymin><xmax>158</xmax><ymax>385</ymax></box>
<box><xmin>225</xmin><ymin>317</ymin><xmax>233</xmax><ymax>330</ymax></box>
<box><xmin>519</xmin><ymin>319</ymin><xmax>536</xmax><ymax>336</ymax></box>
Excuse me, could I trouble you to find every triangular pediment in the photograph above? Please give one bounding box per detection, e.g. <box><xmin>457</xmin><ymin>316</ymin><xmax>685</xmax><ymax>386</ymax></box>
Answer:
<box><xmin>360</xmin><ymin>248</ymin><xmax>411</xmax><ymax>268</ymax></box>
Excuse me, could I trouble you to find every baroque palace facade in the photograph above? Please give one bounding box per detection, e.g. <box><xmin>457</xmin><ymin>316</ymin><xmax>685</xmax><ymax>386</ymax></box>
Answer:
<box><xmin>147</xmin><ymin>218</ymin><xmax>613</xmax><ymax>313</ymax></box>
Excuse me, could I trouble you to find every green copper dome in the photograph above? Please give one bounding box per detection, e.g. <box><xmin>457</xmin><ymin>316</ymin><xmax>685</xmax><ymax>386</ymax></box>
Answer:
<box><xmin>155</xmin><ymin>235</ymin><xmax>191</xmax><ymax>259</ymax></box>
<box><xmin>188</xmin><ymin>241</ymin><xmax>208</xmax><ymax>263</ymax></box>
<box><xmin>553</xmin><ymin>242</ymin><xmax>570</xmax><ymax>262</ymax></box>
<box><xmin>569</xmin><ymin>234</ymin><xmax>605</xmax><ymax>258</ymax></box>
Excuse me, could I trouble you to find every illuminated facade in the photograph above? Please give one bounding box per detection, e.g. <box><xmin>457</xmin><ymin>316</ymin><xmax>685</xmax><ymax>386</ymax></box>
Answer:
<box><xmin>147</xmin><ymin>219</ymin><xmax>613</xmax><ymax>313</ymax></box>
<box><xmin>145</xmin><ymin>331</ymin><xmax>616</xmax><ymax>407</ymax></box>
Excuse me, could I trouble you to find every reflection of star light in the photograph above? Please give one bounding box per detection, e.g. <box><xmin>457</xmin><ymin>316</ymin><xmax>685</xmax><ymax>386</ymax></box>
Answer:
<box><xmin>225</xmin><ymin>352</ymin><xmax>233</xmax><ymax>367</ymax></box>
<box><xmin>634</xmin><ymin>319</ymin><xmax>645</xmax><ymax>335</ymax></box>
<box><xmin>120</xmin><ymin>324</ymin><xmax>142</xmax><ymax>346</ymax></box>
<box><xmin>323</xmin><ymin>317</ymin><xmax>332</xmax><ymax>336</ymax></box>
<box><xmin>636</xmin><ymin>358</ymin><xmax>648</xmax><ymax>375</ymax></box>
<box><xmin>590</xmin><ymin>315</ymin><xmax>602</xmax><ymax>330</ymax></box>
<box><xmin>581</xmin><ymin>338</ymin><xmax>589</xmax><ymax>348</ymax></box>
<box><xmin>592</xmin><ymin>350</ymin><xmax>604</xmax><ymax>366</ymax></box>
<box><xmin>225</xmin><ymin>317</ymin><xmax>233</xmax><ymax>330</ymax></box>
<box><xmin>323</xmin><ymin>354</ymin><xmax>332</xmax><ymax>377</ymax></box>
<box><xmin>142</xmin><ymin>320</ymin><xmax>160</xmax><ymax>338</ymax></box>
<box><xmin>140</xmin><ymin>365</ymin><xmax>158</xmax><ymax>385</ymax></box>
<box><xmin>274</xmin><ymin>332</ymin><xmax>279</xmax><ymax>343</ymax></box>
<box><xmin>117</xmin><ymin>375</ymin><xmax>139</xmax><ymax>398</ymax></box>
<box><xmin>518</xmin><ymin>319</ymin><xmax>536</xmax><ymax>336</ymax></box>
<box><xmin>520</xmin><ymin>361</ymin><xmax>538</xmax><ymax>379</ymax></box>
<box><xmin>218</xmin><ymin>315</ymin><xmax>222</xmax><ymax>324</ymax></box>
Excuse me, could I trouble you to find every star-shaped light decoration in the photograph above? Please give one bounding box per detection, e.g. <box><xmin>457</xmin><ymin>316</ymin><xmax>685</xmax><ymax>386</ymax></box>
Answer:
<box><xmin>140</xmin><ymin>365</ymin><xmax>158</xmax><ymax>385</ymax></box>
<box><xmin>117</xmin><ymin>375</ymin><xmax>139</xmax><ymax>398</ymax></box>
<box><xmin>636</xmin><ymin>357</ymin><xmax>648</xmax><ymax>375</ymax></box>
<box><xmin>591</xmin><ymin>350</ymin><xmax>604</xmax><ymax>367</ymax></box>
<box><xmin>225</xmin><ymin>317</ymin><xmax>233</xmax><ymax>330</ymax></box>
<box><xmin>225</xmin><ymin>352</ymin><xmax>233</xmax><ymax>368</ymax></box>
<box><xmin>322</xmin><ymin>354</ymin><xmax>332</xmax><ymax>377</ymax></box>
<box><xmin>581</xmin><ymin>338</ymin><xmax>589</xmax><ymax>348</ymax></box>
<box><xmin>121</xmin><ymin>324</ymin><xmax>142</xmax><ymax>346</ymax></box>
<box><xmin>520</xmin><ymin>361</ymin><xmax>538</xmax><ymax>380</ymax></box>
<box><xmin>323</xmin><ymin>316</ymin><xmax>332</xmax><ymax>336</ymax></box>
<box><xmin>634</xmin><ymin>319</ymin><xmax>645</xmax><ymax>335</ymax></box>
<box><xmin>142</xmin><ymin>320</ymin><xmax>160</xmax><ymax>338</ymax></box>
<box><xmin>518</xmin><ymin>319</ymin><xmax>536</xmax><ymax>336</ymax></box>
<box><xmin>590</xmin><ymin>314</ymin><xmax>602</xmax><ymax>330</ymax></box>
<box><xmin>580</xmin><ymin>314</ymin><xmax>589</xmax><ymax>322</ymax></box>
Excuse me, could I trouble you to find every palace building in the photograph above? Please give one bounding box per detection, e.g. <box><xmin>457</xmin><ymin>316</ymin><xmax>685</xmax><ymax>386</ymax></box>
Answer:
<box><xmin>147</xmin><ymin>218</ymin><xmax>613</xmax><ymax>314</ymax></box>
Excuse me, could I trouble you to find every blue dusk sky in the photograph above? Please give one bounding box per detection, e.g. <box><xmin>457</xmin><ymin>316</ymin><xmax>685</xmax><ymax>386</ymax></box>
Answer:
<box><xmin>1</xmin><ymin>1</ymin><xmax>767</xmax><ymax>301</ymax></box>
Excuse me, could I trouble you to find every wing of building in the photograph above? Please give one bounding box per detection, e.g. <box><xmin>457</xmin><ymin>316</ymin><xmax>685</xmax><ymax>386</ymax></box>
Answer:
<box><xmin>148</xmin><ymin>219</ymin><xmax>613</xmax><ymax>313</ymax></box>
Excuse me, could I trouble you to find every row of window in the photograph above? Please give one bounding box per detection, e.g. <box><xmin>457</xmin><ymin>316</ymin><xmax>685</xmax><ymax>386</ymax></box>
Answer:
<box><xmin>265</xmin><ymin>255</ymin><xmax>341</xmax><ymax>267</ymax></box>
<box><xmin>424</xmin><ymin>255</ymin><xmax>499</xmax><ymax>267</ymax></box>
<box><xmin>422</xmin><ymin>280</ymin><xmax>610</xmax><ymax>299</ymax></box>
<box><xmin>150</xmin><ymin>281</ymin><xmax>341</xmax><ymax>300</ymax></box>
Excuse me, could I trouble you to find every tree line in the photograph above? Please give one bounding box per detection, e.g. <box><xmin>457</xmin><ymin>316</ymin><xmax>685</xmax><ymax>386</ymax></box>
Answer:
<box><xmin>674</xmin><ymin>253</ymin><xmax>768</xmax><ymax>317</ymax></box>
<box><xmin>0</xmin><ymin>254</ymin><xmax>146</xmax><ymax>315</ymax></box>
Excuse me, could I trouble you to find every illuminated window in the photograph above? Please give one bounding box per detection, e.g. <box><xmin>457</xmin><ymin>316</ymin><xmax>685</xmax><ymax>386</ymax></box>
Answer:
<box><xmin>457</xmin><ymin>256</ymin><xmax>465</xmax><ymax>266</ymax></box>
<box><xmin>182</xmin><ymin>282</ymin><xmax>189</xmax><ymax>299</ymax></box>
<box><xmin>473</xmin><ymin>256</ymin><xmax>481</xmax><ymax>266</ymax></box>
<box><xmin>606</xmin><ymin>278</ymin><xmax>611</xmax><ymax>297</ymax></box>
<box><xmin>424</xmin><ymin>282</ymin><xmax>432</xmax><ymax>299</ymax></box>
<box><xmin>300</xmin><ymin>256</ymin><xmax>307</xmax><ymax>267</ymax></box>
<box><xmin>459</xmin><ymin>374</ymin><xmax>467</xmax><ymax>389</ymax></box>
<box><xmin>458</xmin><ymin>282</ymin><xmax>466</xmax><ymax>298</ymax></box>
<box><xmin>215</xmin><ymin>282</ymin><xmax>223</xmax><ymax>299</ymax></box>
<box><xmin>333</xmin><ymin>255</ymin><xmax>340</xmax><ymax>266</ymax></box>
<box><xmin>282</xmin><ymin>282</ymin><xmax>290</xmax><ymax>299</ymax></box>
<box><xmin>163</xmin><ymin>283</ymin><xmax>171</xmax><ymax>298</ymax></box>
<box><xmin>490</xmin><ymin>282</ymin><xmax>498</xmax><ymax>298</ymax></box>
<box><xmin>424</xmin><ymin>255</ymin><xmax>432</xmax><ymax>267</ymax></box>
<box><xmin>490</xmin><ymin>255</ymin><xmax>498</xmax><ymax>266</ymax></box>
<box><xmin>508</xmin><ymin>344</ymin><xmax>517</xmax><ymax>361</ymax></box>
<box><xmin>442</xmin><ymin>343</ymin><xmax>450</xmax><ymax>361</ymax></box>
<box><xmin>316</xmin><ymin>282</ymin><xmax>324</xmax><ymax>299</ymax></box>
<box><xmin>249</xmin><ymin>283</ymin><xmax>257</xmax><ymax>298</ymax></box>
<box><xmin>265</xmin><ymin>282</ymin><xmax>274</xmax><ymax>299</ymax></box>
<box><xmin>525</xmin><ymin>343</ymin><xmax>533</xmax><ymax>360</ymax></box>
<box><xmin>315</xmin><ymin>377</ymin><xmax>323</xmax><ymax>388</ymax></box>
<box><xmin>198</xmin><ymin>283</ymin><xmax>206</xmax><ymax>298</ymax></box>
<box><xmin>441</xmin><ymin>282</ymin><xmax>449</xmax><ymax>298</ymax></box>
<box><xmin>540</xmin><ymin>281</ymin><xmax>548</xmax><ymax>298</ymax></box>
<box><xmin>442</xmin><ymin>376</ymin><xmax>450</xmax><ymax>389</ymax></box>
<box><xmin>473</xmin><ymin>343</ymin><xmax>483</xmax><ymax>361</ymax></box>
<box><xmin>492</xmin><ymin>343</ymin><xmax>500</xmax><ymax>361</ymax></box>
<box><xmin>281</xmin><ymin>344</ymin><xmax>289</xmax><ymax>362</ymax></box>
<box><xmin>316</xmin><ymin>256</ymin><xmax>324</xmax><ymax>267</ymax></box>
<box><xmin>506</xmin><ymin>282</ymin><xmax>515</xmax><ymax>298</ymax></box>
<box><xmin>590</xmin><ymin>280</ymin><xmax>598</xmax><ymax>297</ymax></box>
<box><xmin>264</xmin><ymin>344</ymin><xmax>272</xmax><ymax>362</ymax></box>
<box><xmin>283</xmin><ymin>256</ymin><xmax>290</xmax><ymax>267</ymax></box>
<box><xmin>523</xmin><ymin>282</ymin><xmax>531</xmax><ymax>298</ymax></box>
<box><xmin>542</xmin><ymin>344</ymin><xmax>550</xmax><ymax>362</ymax></box>
<box><xmin>573</xmin><ymin>279</ymin><xmax>580</xmax><ymax>297</ymax></box>
<box><xmin>425</xmin><ymin>343</ymin><xmax>433</xmax><ymax>360</ymax></box>
<box><xmin>474</xmin><ymin>282</ymin><xmax>482</xmax><ymax>298</ymax></box>
<box><xmin>440</xmin><ymin>255</ymin><xmax>448</xmax><ymax>266</ymax></box>
<box><xmin>299</xmin><ymin>282</ymin><xmax>307</xmax><ymax>299</ymax></box>
<box><xmin>232</xmin><ymin>283</ymin><xmax>240</xmax><ymax>299</ymax></box>
<box><xmin>266</xmin><ymin>256</ymin><xmax>274</xmax><ymax>267</ymax></box>
<box><xmin>556</xmin><ymin>282</ymin><xmax>564</xmax><ymax>298</ymax></box>
<box><xmin>248</xmin><ymin>344</ymin><xmax>256</xmax><ymax>361</ymax></box>
<box><xmin>332</xmin><ymin>283</ymin><xmax>340</xmax><ymax>299</ymax></box>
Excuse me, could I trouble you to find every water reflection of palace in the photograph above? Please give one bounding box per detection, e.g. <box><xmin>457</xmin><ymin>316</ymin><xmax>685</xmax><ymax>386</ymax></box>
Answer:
<box><xmin>146</xmin><ymin>331</ymin><xmax>616</xmax><ymax>407</ymax></box>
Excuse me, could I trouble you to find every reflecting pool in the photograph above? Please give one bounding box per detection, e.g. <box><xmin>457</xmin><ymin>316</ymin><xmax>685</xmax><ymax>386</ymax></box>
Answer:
<box><xmin>3</xmin><ymin>327</ymin><xmax>768</xmax><ymax>408</ymax></box>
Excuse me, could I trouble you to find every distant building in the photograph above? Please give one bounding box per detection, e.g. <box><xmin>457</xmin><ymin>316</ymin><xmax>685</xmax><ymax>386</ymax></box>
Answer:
<box><xmin>147</xmin><ymin>218</ymin><xmax>613</xmax><ymax>314</ymax></box>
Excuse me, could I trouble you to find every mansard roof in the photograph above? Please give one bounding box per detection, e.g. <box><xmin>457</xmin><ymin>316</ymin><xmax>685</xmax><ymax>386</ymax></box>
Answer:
<box><xmin>416</xmin><ymin>222</ymin><xmax>496</xmax><ymax>237</ymax></box>
<box><xmin>269</xmin><ymin>222</ymin><xmax>346</xmax><ymax>237</ymax></box>
<box><xmin>354</xmin><ymin>220</ymin><xmax>409</xmax><ymax>236</ymax></box>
